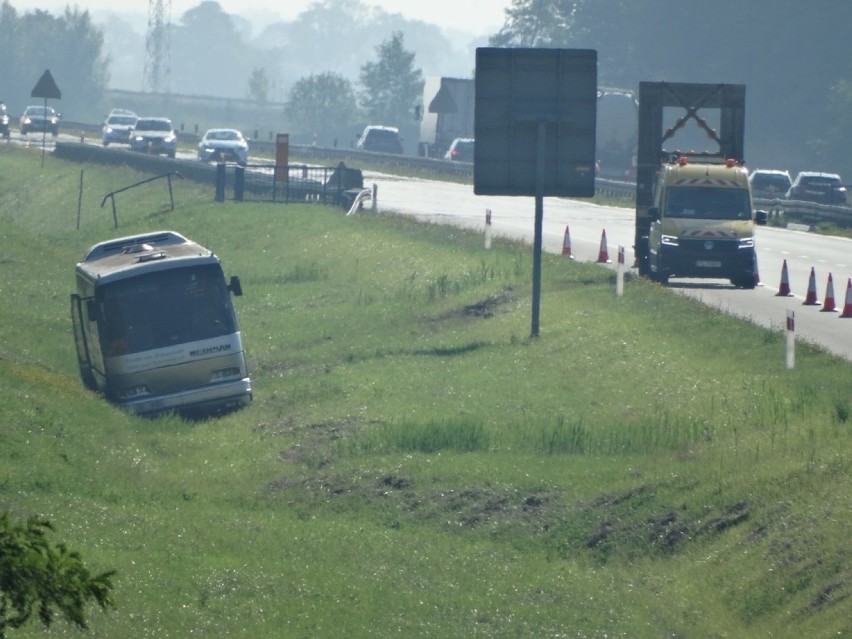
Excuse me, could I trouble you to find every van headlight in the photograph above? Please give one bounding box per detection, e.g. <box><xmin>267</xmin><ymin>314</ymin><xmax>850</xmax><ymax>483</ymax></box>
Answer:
<box><xmin>738</xmin><ymin>237</ymin><xmax>755</xmax><ymax>249</ymax></box>
<box><xmin>661</xmin><ymin>234</ymin><xmax>679</xmax><ymax>247</ymax></box>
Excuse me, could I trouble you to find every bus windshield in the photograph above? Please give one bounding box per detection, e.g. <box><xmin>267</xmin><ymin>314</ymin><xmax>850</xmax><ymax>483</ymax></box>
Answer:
<box><xmin>98</xmin><ymin>265</ymin><xmax>237</xmax><ymax>356</ymax></box>
<box><xmin>664</xmin><ymin>186</ymin><xmax>751</xmax><ymax>220</ymax></box>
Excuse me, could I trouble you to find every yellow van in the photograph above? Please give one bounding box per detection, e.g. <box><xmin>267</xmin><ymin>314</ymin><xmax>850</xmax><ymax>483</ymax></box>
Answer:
<box><xmin>647</xmin><ymin>155</ymin><xmax>767</xmax><ymax>288</ymax></box>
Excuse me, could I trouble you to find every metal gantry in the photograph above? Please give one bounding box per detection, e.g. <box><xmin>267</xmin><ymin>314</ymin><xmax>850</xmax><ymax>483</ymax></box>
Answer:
<box><xmin>143</xmin><ymin>0</ymin><xmax>171</xmax><ymax>93</ymax></box>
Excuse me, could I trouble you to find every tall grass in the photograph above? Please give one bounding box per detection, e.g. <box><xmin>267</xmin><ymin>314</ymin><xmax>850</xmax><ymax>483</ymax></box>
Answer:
<box><xmin>2</xmin><ymin>146</ymin><xmax>852</xmax><ymax>637</ymax></box>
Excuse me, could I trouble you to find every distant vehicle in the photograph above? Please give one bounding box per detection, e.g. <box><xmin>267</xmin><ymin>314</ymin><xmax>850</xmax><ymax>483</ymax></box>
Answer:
<box><xmin>418</xmin><ymin>76</ymin><xmax>474</xmax><ymax>159</ymax></box>
<box><xmin>786</xmin><ymin>171</ymin><xmax>847</xmax><ymax>205</ymax></box>
<box><xmin>356</xmin><ymin>125</ymin><xmax>403</xmax><ymax>154</ymax></box>
<box><xmin>130</xmin><ymin>117</ymin><xmax>177</xmax><ymax>158</ymax></box>
<box><xmin>748</xmin><ymin>169</ymin><xmax>792</xmax><ymax>199</ymax></box>
<box><xmin>596</xmin><ymin>87</ymin><xmax>638</xmax><ymax>180</ymax></box>
<box><xmin>635</xmin><ymin>82</ymin><xmax>767</xmax><ymax>289</ymax></box>
<box><xmin>197</xmin><ymin>128</ymin><xmax>249</xmax><ymax>165</ymax></box>
<box><xmin>0</xmin><ymin>101</ymin><xmax>10</xmax><ymax>140</ymax></box>
<box><xmin>444</xmin><ymin>137</ymin><xmax>474</xmax><ymax>162</ymax></box>
<box><xmin>19</xmin><ymin>105</ymin><xmax>60</xmax><ymax>136</ymax></box>
<box><xmin>102</xmin><ymin>109</ymin><xmax>138</xmax><ymax>146</ymax></box>
<box><xmin>70</xmin><ymin>230</ymin><xmax>252</xmax><ymax>416</ymax></box>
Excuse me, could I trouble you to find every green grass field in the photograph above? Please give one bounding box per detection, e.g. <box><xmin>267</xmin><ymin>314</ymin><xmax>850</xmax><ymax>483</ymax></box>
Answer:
<box><xmin>1</xmin><ymin>144</ymin><xmax>851</xmax><ymax>637</ymax></box>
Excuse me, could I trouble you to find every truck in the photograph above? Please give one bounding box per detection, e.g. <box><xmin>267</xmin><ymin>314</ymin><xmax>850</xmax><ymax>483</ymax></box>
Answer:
<box><xmin>418</xmin><ymin>76</ymin><xmax>475</xmax><ymax>159</ymax></box>
<box><xmin>596</xmin><ymin>87</ymin><xmax>638</xmax><ymax>180</ymax></box>
<box><xmin>70</xmin><ymin>230</ymin><xmax>252</xmax><ymax>416</ymax></box>
<box><xmin>634</xmin><ymin>82</ymin><xmax>767</xmax><ymax>288</ymax></box>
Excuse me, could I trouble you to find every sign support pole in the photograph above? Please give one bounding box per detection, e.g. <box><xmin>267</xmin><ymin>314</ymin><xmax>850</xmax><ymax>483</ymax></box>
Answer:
<box><xmin>531</xmin><ymin>120</ymin><xmax>547</xmax><ymax>338</ymax></box>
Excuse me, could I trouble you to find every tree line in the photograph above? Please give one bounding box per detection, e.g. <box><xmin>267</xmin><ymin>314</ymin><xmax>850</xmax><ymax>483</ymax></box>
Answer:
<box><xmin>493</xmin><ymin>0</ymin><xmax>852</xmax><ymax>177</ymax></box>
<box><xmin>0</xmin><ymin>1</ymin><xmax>108</xmax><ymax>119</ymax></box>
<box><xmin>2</xmin><ymin>0</ymin><xmax>852</xmax><ymax>175</ymax></box>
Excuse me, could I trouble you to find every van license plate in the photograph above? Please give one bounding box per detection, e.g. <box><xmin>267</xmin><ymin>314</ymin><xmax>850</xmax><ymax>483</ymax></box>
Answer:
<box><xmin>697</xmin><ymin>260</ymin><xmax>722</xmax><ymax>268</ymax></box>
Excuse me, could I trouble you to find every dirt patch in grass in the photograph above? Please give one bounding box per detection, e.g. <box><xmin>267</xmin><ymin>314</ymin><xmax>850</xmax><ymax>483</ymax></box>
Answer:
<box><xmin>436</xmin><ymin>287</ymin><xmax>517</xmax><ymax>321</ymax></box>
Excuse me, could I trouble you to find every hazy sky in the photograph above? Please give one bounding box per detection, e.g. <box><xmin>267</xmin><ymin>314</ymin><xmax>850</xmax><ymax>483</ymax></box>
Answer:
<box><xmin>12</xmin><ymin>0</ymin><xmax>511</xmax><ymax>34</ymax></box>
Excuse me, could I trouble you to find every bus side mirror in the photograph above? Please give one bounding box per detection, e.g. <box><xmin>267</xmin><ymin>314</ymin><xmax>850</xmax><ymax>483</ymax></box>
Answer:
<box><xmin>649</xmin><ymin>206</ymin><xmax>660</xmax><ymax>222</ymax></box>
<box><xmin>229</xmin><ymin>276</ymin><xmax>243</xmax><ymax>296</ymax></box>
<box><xmin>754</xmin><ymin>209</ymin><xmax>768</xmax><ymax>226</ymax></box>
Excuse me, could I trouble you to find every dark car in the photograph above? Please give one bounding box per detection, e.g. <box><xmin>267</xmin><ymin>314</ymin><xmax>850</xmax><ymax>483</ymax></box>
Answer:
<box><xmin>356</xmin><ymin>125</ymin><xmax>403</xmax><ymax>154</ymax></box>
<box><xmin>444</xmin><ymin>137</ymin><xmax>474</xmax><ymax>162</ymax></box>
<box><xmin>748</xmin><ymin>169</ymin><xmax>792</xmax><ymax>199</ymax></box>
<box><xmin>129</xmin><ymin>117</ymin><xmax>177</xmax><ymax>158</ymax></box>
<box><xmin>786</xmin><ymin>171</ymin><xmax>847</xmax><ymax>205</ymax></box>
<box><xmin>19</xmin><ymin>105</ymin><xmax>60</xmax><ymax>136</ymax></box>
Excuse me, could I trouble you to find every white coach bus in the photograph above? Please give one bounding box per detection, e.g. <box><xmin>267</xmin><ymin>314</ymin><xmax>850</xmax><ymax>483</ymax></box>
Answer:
<box><xmin>70</xmin><ymin>230</ymin><xmax>252</xmax><ymax>416</ymax></box>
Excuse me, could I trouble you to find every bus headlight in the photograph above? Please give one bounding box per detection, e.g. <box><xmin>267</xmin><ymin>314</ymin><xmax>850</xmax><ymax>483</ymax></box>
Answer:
<box><xmin>116</xmin><ymin>384</ymin><xmax>149</xmax><ymax>399</ymax></box>
<box><xmin>661</xmin><ymin>234</ymin><xmax>679</xmax><ymax>247</ymax></box>
<box><xmin>210</xmin><ymin>367</ymin><xmax>241</xmax><ymax>382</ymax></box>
<box><xmin>738</xmin><ymin>237</ymin><xmax>755</xmax><ymax>249</ymax></box>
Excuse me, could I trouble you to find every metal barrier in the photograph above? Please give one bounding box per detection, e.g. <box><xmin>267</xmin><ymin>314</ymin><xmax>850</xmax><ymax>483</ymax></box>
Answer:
<box><xmin>346</xmin><ymin>185</ymin><xmax>376</xmax><ymax>216</ymax></box>
<box><xmin>100</xmin><ymin>171</ymin><xmax>182</xmax><ymax>228</ymax></box>
<box><xmin>217</xmin><ymin>162</ymin><xmax>364</xmax><ymax>208</ymax></box>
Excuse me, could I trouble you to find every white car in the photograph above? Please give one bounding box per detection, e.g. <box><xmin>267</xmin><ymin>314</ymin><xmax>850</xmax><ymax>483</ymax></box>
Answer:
<box><xmin>102</xmin><ymin>109</ymin><xmax>138</xmax><ymax>146</ymax></box>
<box><xmin>198</xmin><ymin>128</ymin><xmax>249</xmax><ymax>165</ymax></box>
<box><xmin>129</xmin><ymin>117</ymin><xmax>177</xmax><ymax>158</ymax></box>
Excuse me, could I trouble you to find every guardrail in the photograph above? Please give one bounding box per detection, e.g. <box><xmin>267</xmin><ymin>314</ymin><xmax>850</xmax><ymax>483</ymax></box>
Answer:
<box><xmin>54</xmin><ymin>121</ymin><xmax>852</xmax><ymax>225</ymax></box>
<box><xmin>753</xmin><ymin>197</ymin><xmax>852</xmax><ymax>226</ymax></box>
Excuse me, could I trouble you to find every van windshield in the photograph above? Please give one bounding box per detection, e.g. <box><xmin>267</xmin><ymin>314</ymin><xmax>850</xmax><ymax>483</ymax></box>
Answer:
<box><xmin>664</xmin><ymin>186</ymin><xmax>751</xmax><ymax>220</ymax></box>
<box><xmin>98</xmin><ymin>265</ymin><xmax>236</xmax><ymax>356</ymax></box>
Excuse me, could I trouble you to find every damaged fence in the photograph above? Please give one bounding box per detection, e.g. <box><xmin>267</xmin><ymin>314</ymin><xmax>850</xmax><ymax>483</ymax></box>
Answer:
<box><xmin>215</xmin><ymin>161</ymin><xmax>364</xmax><ymax>210</ymax></box>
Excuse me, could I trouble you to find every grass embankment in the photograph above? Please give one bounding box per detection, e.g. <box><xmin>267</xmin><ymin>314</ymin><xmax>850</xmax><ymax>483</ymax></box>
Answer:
<box><xmin>1</xmin><ymin>145</ymin><xmax>851</xmax><ymax>637</ymax></box>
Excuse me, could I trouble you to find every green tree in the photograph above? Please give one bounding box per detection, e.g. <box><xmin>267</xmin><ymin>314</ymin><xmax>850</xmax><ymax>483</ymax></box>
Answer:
<box><xmin>247</xmin><ymin>66</ymin><xmax>269</xmax><ymax>104</ymax></box>
<box><xmin>285</xmin><ymin>71</ymin><xmax>358</xmax><ymax>134</ymax></box>
<box><xmin>490</xmin><ymin>0</ymin><xmax>582</xmax><ymax>47</ymax></box>
<box><xmin>171</xmin><ymin>1</ymin><xmax>258</xmax><ymax>97</ymax></box>
<box><xmin>358</xmin><ymin>31</ymin><xmax>423</xmax><ymax>125</ymax></box>
<box><xmin>0</xmin><ymin>3</ymin><xmax>108</xmax><ymax>120</ymax></box>
<box><xmin>0</xmin><ymin>512</ymin><xmax>115</xmax><ymax>638</ymax></box>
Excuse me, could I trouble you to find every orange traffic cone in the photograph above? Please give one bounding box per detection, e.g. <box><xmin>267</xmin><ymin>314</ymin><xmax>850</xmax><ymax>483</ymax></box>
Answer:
<box><xmin>776</xmin><ymin>259</ymin><xmax>793</xmax><ymax>297</ymax></box>
<box><xmin>821</xmin><ymin>273</ymin><xmax>837</xmax><ymax>312</ymax></box>
<box><xmin>803</xmin><ymin>267</ymin><xmax>820</xmax><ymax>306</ymax></box>
<box><xmin>840</xmin><ymin>279</ymin><xmax>852</xmax><ymax>318</ymax></box>
<box><xmin>596</xmin><ymin>229</ymin><xmax>611</xmax><ymax>264</ymax></box>
<box><xmin>752</xmin><ymin>254</ymin><xmax>763</xmax><ymax>287</ymax></box>
<box><xmin>561</xmin><ymin>225</ymin><xmax>574</xmax><ymax>259</ymax></box>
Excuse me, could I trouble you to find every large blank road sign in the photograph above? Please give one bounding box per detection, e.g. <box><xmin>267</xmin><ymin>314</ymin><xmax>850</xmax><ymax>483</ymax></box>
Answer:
<box><xmin>474</xmin><ymin>48</ymin><xmax>597</xmax><ymax>197</ymax></box>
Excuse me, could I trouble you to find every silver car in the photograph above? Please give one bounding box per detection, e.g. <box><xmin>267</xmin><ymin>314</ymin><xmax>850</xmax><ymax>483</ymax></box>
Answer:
<box><xmin>130</xmin><ymin>117</ymin><xmax>177</xmax><ymax>158</ymax></box>
<box><xmin>197</xmin><ymin>128</ymin><xmax>249</xmax><ymax>165</ymax></box>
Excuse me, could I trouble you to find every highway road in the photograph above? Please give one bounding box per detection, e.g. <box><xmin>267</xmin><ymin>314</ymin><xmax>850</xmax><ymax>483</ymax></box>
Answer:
<box><xmin>13</xmin><ymin>133</ymin><xmax>852</xmax><ymax>360</ymax></box>
<box><xmin>368</xmin><ymin>172</ymin><xmax>852</xmax><ymax>362</ymax></box>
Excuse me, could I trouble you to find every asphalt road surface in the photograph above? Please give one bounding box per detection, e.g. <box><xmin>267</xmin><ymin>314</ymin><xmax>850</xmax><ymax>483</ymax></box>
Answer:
<box><xmin>368</xmin><ymin>172</ymin><xmax>852</xmax><ymax>362</ymax></box>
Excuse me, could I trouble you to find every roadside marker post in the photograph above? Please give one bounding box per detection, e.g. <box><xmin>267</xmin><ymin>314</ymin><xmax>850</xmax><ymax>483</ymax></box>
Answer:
<box><xmin>786</xmin><ymin>309</ymin><xmax>795</xmax><ymax>369</ymax></box>
<box><xmin>616</xmin><ymin>246</ymin><xmax>625</xmax><ymax>297</ymax></box>
<box><xmin>484</xmin><ymin>209</ymin><xmax>492</xmax><ymax>249</ymax></box>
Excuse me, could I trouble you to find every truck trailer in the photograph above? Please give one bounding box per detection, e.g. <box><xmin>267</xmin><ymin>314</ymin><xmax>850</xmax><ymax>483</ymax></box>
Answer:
<box><xmin>418</xmin><ymin>76</ymin><xmax>475</xmax><ymax>159</ymax></box>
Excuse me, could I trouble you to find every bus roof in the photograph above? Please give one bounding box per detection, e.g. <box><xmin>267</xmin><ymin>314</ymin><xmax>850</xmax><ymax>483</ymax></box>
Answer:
<box><xmin>77</xmin><ymin>230</ymin><xmax>220</xmax><ymax>284</ymax></box>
